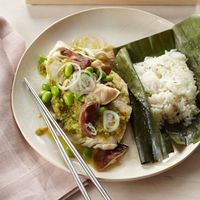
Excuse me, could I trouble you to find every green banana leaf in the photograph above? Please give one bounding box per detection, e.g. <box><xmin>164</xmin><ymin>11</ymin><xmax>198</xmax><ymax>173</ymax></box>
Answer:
<box><xmin>114</xmin><ymin>48</ymin><xmax>174</xmax><ymax>163</ymax></box>
<box><xmin>113</xmin><ymin>15</ymin><xmax>200</xmax><ymax>163</ymax></box>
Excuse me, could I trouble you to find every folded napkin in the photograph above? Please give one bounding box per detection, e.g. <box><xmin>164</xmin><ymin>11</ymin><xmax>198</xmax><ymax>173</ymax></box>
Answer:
<box><xmin>0</xmin><ymin>17</ymin><xmax>87</xmax><ymax>200</ymax></box>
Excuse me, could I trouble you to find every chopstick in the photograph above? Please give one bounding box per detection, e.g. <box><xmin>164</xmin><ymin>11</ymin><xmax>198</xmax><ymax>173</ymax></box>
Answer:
<box><xmin>24</xmin><ymin>78</ymin><xmax>112</xmax><ymax>200</ymax></box>
<box><xmin>37</xmin><ymin>98</ymin><xmax>91</xmax><ymax>200</ymax></box>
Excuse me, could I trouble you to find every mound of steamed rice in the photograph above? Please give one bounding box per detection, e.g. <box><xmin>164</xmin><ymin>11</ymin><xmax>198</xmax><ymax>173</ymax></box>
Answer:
<box><xmin>134</xmin><ymin>50</ymin><xmax>199</xmax><ymax>125</ymax></box>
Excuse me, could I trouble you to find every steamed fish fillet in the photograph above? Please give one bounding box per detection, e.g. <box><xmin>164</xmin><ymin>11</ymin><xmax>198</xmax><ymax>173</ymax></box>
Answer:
<box><xmin>59</xmin><ymin>71</ymin><xmax>132</xmax><ymax>150</ymax></box>
<box><xmin>47</xmin><ymin>41</ymin><xmax>132</xmax><ymax>151</ymax></box>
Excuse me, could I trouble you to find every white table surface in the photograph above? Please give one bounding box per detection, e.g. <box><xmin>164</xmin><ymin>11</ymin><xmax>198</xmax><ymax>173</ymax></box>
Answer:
<box><xmin>2</xmin><ymin>1</ymin><xmax>200</xmax><ymax>200</ymax></box>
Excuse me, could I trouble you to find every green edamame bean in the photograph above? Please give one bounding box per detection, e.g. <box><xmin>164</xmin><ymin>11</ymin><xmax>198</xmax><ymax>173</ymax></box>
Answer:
<box><xmin>101</xmin><ymin>71</ymin><xmax>107</xmax><ymax>79</ymax></box>
<box><xmin>38</xmin><ymin>90</ymin><xmax>46</xmax><ymax>98</ymax></box>
<box><xmin>63</xmin><ymin>92</ymin><xmax>74</xmax><ymax>106</ymax></box>
<box><xmin>96</xmin><ymin>69</ymin><xmax>100</xmax><ymax>77</ymax></box>
<box><xmin>38</xmin><ymin>55</ymin><xmax>47</xmax><ymax>64</ymax></box>
<box><xmin>92</xmin><ymin>72</ymin><xmax>98</xmax><ymax>79</ymax></box>
<box><xmin>74</xmin><ymin>93</ymin><xmax>82</xmax><ymax>101</ymax></box>
<box><xmin>42</xmin><ymin>83</ymin><xmax>51</xmax><ymax>91</ymax></box>
<box><xmin>85</xmin><ymin>66</ymin><xmax>94</xmax><ymax>73</ymax></box>
<box><xmin>82</xmin><ymin>147</ymin><xmax>92</xmax><ymax>159</ymax></box>
<box><xmin>104</xmin><ymin>75</ymin><xmax>113</xmax><ymax>82</ymax></box>
<box><xmin>41</xmin><ymin>91</ymin><xmax>52</xmax><ymax>103</ymax></box>
<box><xmin>64</xmin><ymin>63</ymin><xmax>73</xmax><ymax>78</ymax></box>
<box><xmin>98</xmin><ymin>106</ymin><xmax>107</xmax><ymax>115</ymax></box>
<box><xmin>96</xmin><ymin>69</ymin><xmax>107</xmax><ymax>81</ymax></box>
<box><xmin>66</xmin><ymin>147</ymin><xmax>74</xmax><ymax>157</ymax></box>
<box><xmin>58</xmin><ymin>136</ymin><xmax>74</xmax><ymax>157</ymax></box>
<box><xmin>51</xmin><ymin>85</ymin><xmax>60</xmax><ymax>96</ymax></box>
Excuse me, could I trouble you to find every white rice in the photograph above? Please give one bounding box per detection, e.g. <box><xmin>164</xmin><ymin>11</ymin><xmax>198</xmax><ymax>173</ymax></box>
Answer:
<box><xmin>134</xmin><ymin>49</ymin><xmax>199</xmax><ymax>125</ymax></box>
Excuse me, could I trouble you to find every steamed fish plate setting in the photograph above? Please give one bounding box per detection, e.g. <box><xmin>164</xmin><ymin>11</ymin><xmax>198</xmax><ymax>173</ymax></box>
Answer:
<box><xmin>36</xmin><ymin>36</ymin><xmax>132</xmax><ymax>171</ymax></box>
<box><xmin>12</xmin><ymin>8</ymin><xmax>200</xmax><ymax>180</ymax></box>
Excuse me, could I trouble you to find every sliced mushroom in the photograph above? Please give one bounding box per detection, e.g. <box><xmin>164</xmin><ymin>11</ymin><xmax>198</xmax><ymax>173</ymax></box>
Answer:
<box><xmin>89</xmin><ymin>84</ymin><xmax>120</xmax><ymax>105</ymax></box>
<box><xmin>59</xmin><ymin>47</ymin><xmax>73</xmax><ymax>57</ymax></box>
<box><xmin>102</xmin><ymin>64</ymin><xmax>112</xmax><ymax>75</ymax></box>
<box><xmin>93</xmin><ymin>144</ymin><xmax>128</xmax><ymax>171</ymax></box>
<box><xmin>79</xmin><ymin>101</ymin><xmax>98</xmax><ymax>137</ymax></box>
<box><xmin>58</xmin><ymin>47</ymin><xmax>91</xmax><ymax>69</ymax></box>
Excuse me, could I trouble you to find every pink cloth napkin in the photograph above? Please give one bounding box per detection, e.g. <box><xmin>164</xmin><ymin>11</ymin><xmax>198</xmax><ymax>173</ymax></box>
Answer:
<box><xmin>0</xmin><ymin>17</ymin><xmax>87</xmax><ymax>200</ymax></box>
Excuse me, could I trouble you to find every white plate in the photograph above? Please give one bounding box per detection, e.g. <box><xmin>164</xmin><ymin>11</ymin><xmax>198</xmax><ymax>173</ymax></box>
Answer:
<box><xmin>11</xmin><ymin>7</ymin><xmax>199</xmax><ymax>181</ymax></box>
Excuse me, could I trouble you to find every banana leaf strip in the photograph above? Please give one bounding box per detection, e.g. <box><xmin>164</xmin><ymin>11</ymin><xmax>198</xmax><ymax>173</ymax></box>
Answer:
<box><xmin>114</xmin><ymin>48</ymin><xmax>173</xmax><ymax>163</ymax></box>
<box><xmin>113</xmin><ymin>15</ymin><xmax>200</xmax><ymax>163</ymax></box>
<box><xmin>129</xmin><ymin>93</ymin><xmax>153</xmax><ymax>163</ymax></box>
<box><xmin>162</xmin><ymin>15</ymin><xmax>200</xmax><ymax>144</ymax></box>
<box><xmin>114</xmin><ymin>29</ymin><xmax>175</xmax><ymax>63</ymax></box>
<box><xmin>164</xmin><ymin>113</ymin><xmax>200</xmax><ymax>145</ymax></box>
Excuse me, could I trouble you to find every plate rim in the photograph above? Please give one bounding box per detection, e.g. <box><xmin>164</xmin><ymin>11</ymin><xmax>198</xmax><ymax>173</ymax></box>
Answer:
<box><xmin>11</xmin><ymin>6</ymin><xmax>200</xmax><ymax>182</ymax></box>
